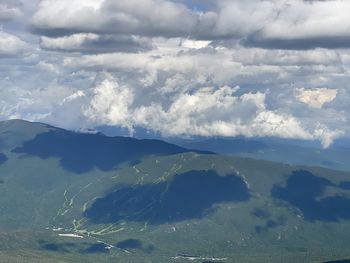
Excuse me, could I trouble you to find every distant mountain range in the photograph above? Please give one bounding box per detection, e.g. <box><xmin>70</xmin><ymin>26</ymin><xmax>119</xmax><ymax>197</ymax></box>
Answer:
<box><xmin>97</xmin><ymin>124</ymin><xmax>350</xmax><ymax>171</ymax></box>
<box><xmin>173</xmin><ymin>137</ymin><xmax>350</xmax><ymax>172</ymax></box>
<box><xmin>1</xmin><ymin>119</ymin><xmax>350</xmax><ymax>263</ymax></box>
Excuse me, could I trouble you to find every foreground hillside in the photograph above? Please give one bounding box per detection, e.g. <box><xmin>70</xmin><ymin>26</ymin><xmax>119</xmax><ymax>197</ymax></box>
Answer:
<box><xmin>1</xmin><ymin>120</ymin><xmax>350</xmax><ymax>262</ymax></box>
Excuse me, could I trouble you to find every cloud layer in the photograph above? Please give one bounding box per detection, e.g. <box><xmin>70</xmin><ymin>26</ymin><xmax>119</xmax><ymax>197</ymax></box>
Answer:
<box><xmin>0</xmin><ymin>0</ymin><xmax>350</xmax><ymax>147</ymax></box>
<box><xmin>31</xmin><ymin>0</ymin><xmax>350</xmax><ymax>49</ymax></box>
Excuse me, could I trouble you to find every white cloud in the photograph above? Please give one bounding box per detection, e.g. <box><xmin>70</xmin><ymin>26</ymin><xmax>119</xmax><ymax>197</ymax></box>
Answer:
<box><xmin>31</xmin><ymin>0</ymin><xmax>104</xmax><ymax>32</ymax></box>
<box><xmin>41</xmin><ymin>34</ymin><xmax>100</xmax><ymax>50</ymax></box>
<box><xmin>0</xmin><ymin>3</ymin><xmax>22</xmax><ymax>21</ymax></box>
<box><xmin>314</xmin><ymin>124</ymin><xmax>344</xmax><ymax>148</ymax></box>
<box><xmin>31</xmin><ymin>0</ymin><xmax>197</xmax><ymax>37</ymax></box>
<box><xmin>40</xmin><ymin>33</ymin><xmax>152</xmax><ymax>53</ymax></box>
<box><xmin>84</xmin><ymin>76</ymin><xmax>135</xmax><ymax>131</ymax></box>
<box><xmin>214</xmin><ymin>0</ymin><xmax>350</xmax><ymax>49</ymax></box>
<box><xmin>181</xmin><ymin>39</ymin><xmax>210</xmax><ymax>49</ymax></box>
<box><xmin>75</xmin><ymin>75</ymin><xmax>339</xmax><ymax>147</ymax></box>
<box><xmin>0</xmin><ymin>31</ymin><xmax>29</xmax><ymax>57</ymax></box>
<box><xmin>60</xmin><ymin>90</ymin><xmax>85</xmax><ymax>105</ymax></box>
<box><xmin>129</xmin><ymin>85</ymin><xmax>326</xmax><ymax>142</ymax></box>
<box><xmin>31</xmin><ymin>0</ymin><xmax>350</xmax><ymax>49</ymax></box>
<box><xmin>296</xmin><ymin>88</ymin><xmax>338</xmax><ymax>109</ymax></box>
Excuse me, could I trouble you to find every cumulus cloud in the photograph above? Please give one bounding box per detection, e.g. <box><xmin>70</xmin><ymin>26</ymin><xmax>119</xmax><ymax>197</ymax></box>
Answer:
<box><xmin>38</xmin><ymin>37</ymin><xmax>345</xmax><ymax>147</ymax></box>
<box><xmin>214</xmin><ymin>0</ymin><xmax>350</xmax><ymax>49</ymax></box>
<box><xmin>40</xmin><ymin>33</ymin><xmax>152</xmax><ymax>54</ymax></box>
<box><xmin>314</xmin><ymin>124</ymin><xmax>344</xmax><ymax>148</ymax></box>
<box><xmin>241</xmin><ymin>0</ymin><xmax>350</xmax><ymax>49</ymax></box>
<box><xmin>296</xmin><ymin>88</ymin><xmax>338</xmax><ymax>109</ymax></box>
<box><xmin>79</xmin><ymin>75</ymin><xmax>341</xmax><ymax>147</ymax></box>
<box><xmin>132</xmin><ymin>87</ymin><xmax>313</xmax><ymax>139</ymax></box>
<box><xmin>31</xmin><ymin>0</ymin><xmax>350</xmax><ymax>49</ymax></box>
<box><xmin>84</xmin><ymin>77</ymin><xmax>135</xmax><ymax>130</ymax></box>
<box><xmin>181</xmin><ymin>39</ymin><xmax>210</xmax><ymax>49</ymax></box>
<box><xmin>0</xmin><ymin>1</ymin><xmax>22</xmax><ymax>21</ymax></box>
<box><xmin>0</xmin><ymin>31</ymin><xmax>29</xmax><ymax>57</ymax></box>
<box><xmin>31</xmin><ymin>0</ymin><xmax>197</xmax><ymax>37</ymax></box>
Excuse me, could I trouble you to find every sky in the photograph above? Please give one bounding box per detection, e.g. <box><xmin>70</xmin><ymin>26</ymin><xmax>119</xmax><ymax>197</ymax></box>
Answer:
<box><xmin>1</xmin><ymin>0</ymin><xmax>350</xmax><ymax>147</ymax></box>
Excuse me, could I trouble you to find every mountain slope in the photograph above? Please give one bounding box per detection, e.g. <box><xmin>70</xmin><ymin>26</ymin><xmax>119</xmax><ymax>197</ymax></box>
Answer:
<box><xmin>1</xmin><ymin>120</ymin><xmax>350</xmax><ymax>262</ymax></box>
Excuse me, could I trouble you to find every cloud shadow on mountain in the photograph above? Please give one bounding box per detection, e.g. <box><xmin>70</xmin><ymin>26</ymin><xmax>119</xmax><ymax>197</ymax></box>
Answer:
<box><xmin>272</xmin><ymin>170</ymin><xmax>350</xmax><ymax>222</ymax></box>
<box><xmin>0</xmin><ymin>153</ymin><xmax>7</xmax><ymax>165</ymax></box>
<box><xmin>38</xmin><ymin>240</ymin><xmax>77</xmax><ymax>253</ymax></box>
<box><xmin>85</xmin><ymin>170</ymin><xmax>250</xmax><ymax>225</ymax></box>
<box><xmin>12</xmin><ymin>130</ymin><xmax>209</xmax><ymax>174</ymax></box>
<box><xmin>80</xmin><ymin>243</ymin><xmax>110</xmax><ymax>254</ymax></box>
